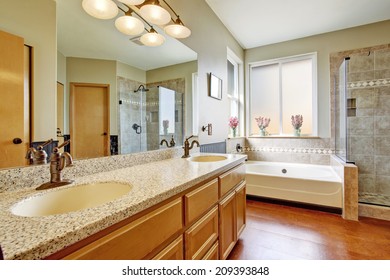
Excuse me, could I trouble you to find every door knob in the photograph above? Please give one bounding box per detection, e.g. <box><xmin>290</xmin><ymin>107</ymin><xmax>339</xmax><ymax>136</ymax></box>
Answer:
<box><xmin>13</xmin><ymin>138</ymin><xmax>23</xmax><ymax>144</ymax></box>
<box><xmin>102</xmin><ymin>132</ymin><xmax>108</xmax><ymax>136</ymax></box>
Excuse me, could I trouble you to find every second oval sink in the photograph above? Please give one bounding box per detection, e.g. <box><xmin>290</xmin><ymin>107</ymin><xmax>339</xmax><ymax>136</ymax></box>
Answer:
<box><xmin>188</xmin><ymin>155</ymin><xmax>228</xmax><ymax>162</ymax></box>
<box><xmin>11</xmin><ymin>182</ymin><xmax>132</xmax><ymax>217</ymax></box>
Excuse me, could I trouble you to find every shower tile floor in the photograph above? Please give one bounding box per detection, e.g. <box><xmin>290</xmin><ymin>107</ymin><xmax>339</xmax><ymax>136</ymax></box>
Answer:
<box><xmin>359</xmin><ymin>192</ymin><xmax>390</xmax><ymax>207</ymax></box>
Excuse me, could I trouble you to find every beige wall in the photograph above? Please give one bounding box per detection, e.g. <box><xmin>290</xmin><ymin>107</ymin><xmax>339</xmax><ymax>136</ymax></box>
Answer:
<box><xmin>147</xmin><ymin>60</ymin><xmax>198</xmax><ymax>135</ymax></box>
<box><xmin>0</xmin><ymin>0</ymin><xmax>57</xmax><ymax>141</ymax></box>
<box><xmin>170</xmin><ymin>0</ymin><xmax>245</xmax><ymax>144</ymax></box>
<box><xmin>245</xmin><ymin>20</ymin><xmax>390</xmax><ymax>138</ymax></box>
<box><xmin>117</xmin><ymin>61</ymin><xmax>146</xmax><ymax>83</ymax></box>
<box><xmin>66</xmin><ymin>57</ymin><xmax>118</xmax><ymax>134</ymax></box>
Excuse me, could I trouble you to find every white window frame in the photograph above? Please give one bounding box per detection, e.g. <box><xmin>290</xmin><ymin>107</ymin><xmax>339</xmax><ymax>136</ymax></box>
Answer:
<box><xmin>227</xmin><ymin>47</ymin><xmax>244</xmax><ymax>137</ymax></box>
<box><xmin>248</xmin><ymin>52</ymin><xmax>318</xmax><ymax>136</ymax></box>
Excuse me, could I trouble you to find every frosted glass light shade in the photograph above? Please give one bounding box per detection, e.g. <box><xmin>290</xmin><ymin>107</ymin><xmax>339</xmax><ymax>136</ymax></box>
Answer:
<box><xmin>139</xmin><ymin>4</ymin><xmax>171</xmax><ymax>25</ymax></box>
<box><xmin>117</xmin><ymin>0</ymin><xmax>145</xmax><ymax>5</ymax></box>
<box><xmin>115</xmin><ymin>16</ymin><xmax>144</xmax><ymax>35</ymax></box>
<box><xmin>140</xmin><ymin>31</ymin><xmax>165</xmax><ymax>46</ymax></box>
<box><xmin>164</xmin><ymin>24</ymin><xmax>191</xmax><ymax>39</ymax></box>
<box><xmin>82</xmin><ymin>0</ymin><xmax>118</xmax><ymax>19</ymax></box>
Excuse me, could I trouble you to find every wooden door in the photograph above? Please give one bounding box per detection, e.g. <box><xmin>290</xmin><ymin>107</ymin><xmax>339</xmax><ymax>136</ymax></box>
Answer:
<box><xmin>0</xmin><ymin>30</ymin><xmax>30</xmax><ymax>168</ymax></box>
<box><xmin>70</xmin><ymin>83</ymin><xmax>110</xmax><ymax>159</ymax></box>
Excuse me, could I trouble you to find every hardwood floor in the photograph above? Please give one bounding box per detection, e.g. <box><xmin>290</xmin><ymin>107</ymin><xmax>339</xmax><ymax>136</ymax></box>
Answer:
<box><xmin>228</xmin><ymin>198</ymin><xmax>390</xmax><ymax>260</ymax></box>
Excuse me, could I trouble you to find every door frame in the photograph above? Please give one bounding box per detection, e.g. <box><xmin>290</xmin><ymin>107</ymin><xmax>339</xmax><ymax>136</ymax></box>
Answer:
<box><xmin>69</xmin><ymin>82</ymin><xmax>110</xmax><ymax>158</ymax></box>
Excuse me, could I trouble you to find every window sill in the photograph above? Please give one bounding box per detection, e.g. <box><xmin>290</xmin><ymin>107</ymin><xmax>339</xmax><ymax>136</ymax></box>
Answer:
<box><xmin>248</xmin><ymin>135</ymin><xmax>320</xmax><ymax>139</ymax></box>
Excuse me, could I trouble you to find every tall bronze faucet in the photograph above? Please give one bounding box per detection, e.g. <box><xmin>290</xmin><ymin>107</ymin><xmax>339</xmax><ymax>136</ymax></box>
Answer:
<box><xmin>25</xmin><ymin>139</ymin><xmax>53</xmax><ymax>165</ymax></box>
<box><xmin>36</xmin><ymin>140</ymin><xmax>74</xmax><ymax>190</ymax></box>
<box><xmin>160</xmin><ymin>135</ymin><xmax>176</xmax><ymax>148</ymax></box>
<box><xmin>182</xmin><ymin>135</ymin><xmax>199</xmax><ymax>158</ymax></box>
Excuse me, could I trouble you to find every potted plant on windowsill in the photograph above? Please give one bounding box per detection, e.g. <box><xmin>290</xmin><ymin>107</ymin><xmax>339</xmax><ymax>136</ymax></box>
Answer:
<box><xmin>255</xmin><ymin>116</ymin><xmax>270</xmax><ymax>136</ymax></box>
<box><xmin>291</xmin><ymin>115</ymin><xmax>303</xmax><ymax>136</ymax></box>
<box><xmin>228</xmin><ymin>116</ymin><xmax>239</xmax><ymax>137</ymax></box>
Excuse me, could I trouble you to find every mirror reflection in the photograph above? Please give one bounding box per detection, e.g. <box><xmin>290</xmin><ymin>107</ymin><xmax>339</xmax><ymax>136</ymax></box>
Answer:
<box><xmin>0</xmin><ymin>0</ymin><xmax>198</xmax><ymax>169</ymax></box>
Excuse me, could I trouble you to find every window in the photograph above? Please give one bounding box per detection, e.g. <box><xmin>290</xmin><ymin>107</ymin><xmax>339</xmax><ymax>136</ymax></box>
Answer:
<box><xmin>227</xmin><ymin>48</ymin><xmax>244</xmax><ymax>136</ymax></box>
<box><xmin>249</xmin><ymin>53</ymin><xmax>317</xmax><ymax>136</ymax></box>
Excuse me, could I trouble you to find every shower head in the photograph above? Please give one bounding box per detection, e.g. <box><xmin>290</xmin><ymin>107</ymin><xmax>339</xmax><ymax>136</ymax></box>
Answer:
<box><xmin>134</xmin><ymin>85</ymin><xmax>149</xmax><ymax>92</ymax></box>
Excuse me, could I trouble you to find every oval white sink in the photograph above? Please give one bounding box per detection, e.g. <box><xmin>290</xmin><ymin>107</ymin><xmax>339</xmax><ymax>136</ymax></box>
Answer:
<box><xmin>11</xmin><ymin>182</ymin><xmax>132</xmax><ymax>217</ymax></box>
<box><xmin>188</xmin><ymin>155</ymin><xmax>228</xmax><ymax>162</ymax></box>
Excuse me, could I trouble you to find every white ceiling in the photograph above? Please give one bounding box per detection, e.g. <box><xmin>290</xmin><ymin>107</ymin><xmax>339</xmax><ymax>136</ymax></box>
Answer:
<box><xmin>56</xmin><ymin>0</ymin><xmax>197</xmax><ymax>71</ymax></box>
<box><xmin>205</xmin><ymin>0</ymin><xmax>390</xmax><ymax>49</ymax></box>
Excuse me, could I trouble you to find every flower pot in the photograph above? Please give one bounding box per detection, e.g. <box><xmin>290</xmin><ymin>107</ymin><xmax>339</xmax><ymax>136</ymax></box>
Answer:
<box><xmin>294</xmin><ymin>128</ymin><xmax>301</xmax><ymax>137</ymax></box>
<box><xmin>259</xmin><ymin>128</ymin><xmax>266</xmax><ymax>136</ymax></box>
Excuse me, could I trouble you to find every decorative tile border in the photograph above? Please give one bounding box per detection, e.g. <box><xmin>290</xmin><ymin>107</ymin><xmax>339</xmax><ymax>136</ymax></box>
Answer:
<box><xmin>245</xmin><ymin>146</ymin><xmax>334</xmax><ymax>155</ymax></box>
<box><xmin>348</xmin><ymin>78</ymin><xmax>390</xmax><ymax>89</ymax></box>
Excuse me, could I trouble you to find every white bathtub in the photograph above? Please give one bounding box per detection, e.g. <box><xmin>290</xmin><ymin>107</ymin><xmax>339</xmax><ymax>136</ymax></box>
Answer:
<box><xmin>245</xmin><ymin>161</ymin><xmax>343</xmax><ymax>208</ymax></box>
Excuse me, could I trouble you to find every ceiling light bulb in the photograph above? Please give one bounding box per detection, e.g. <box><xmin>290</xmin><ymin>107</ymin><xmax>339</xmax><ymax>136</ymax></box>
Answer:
<box><xmin>117</xmin><ymin>0</ymin><xmax>145</xmax><ymax>5</ymax></box>
<box><xmin>115</xmin><ymin>15</ymin><xmax>144</xmax><ymax>35</ymax></box>
<box><xmin>164</xmin><ymin>22</ymin><xmax>191</xmax><ymax>39</ymax></box>
<box><xmin>140</xmin><ymin>29</ymin><xmax>165</xmax><ymax>46</ymax></box>
<box><xmin>139</xmin><ymin>3</ymin><xmax>171</xmax><ymax>25</ymax></box>
<box><xmin>82</xmin><ymin>0</ymin><xmax>118</xmax><ymax>19</ymax></box>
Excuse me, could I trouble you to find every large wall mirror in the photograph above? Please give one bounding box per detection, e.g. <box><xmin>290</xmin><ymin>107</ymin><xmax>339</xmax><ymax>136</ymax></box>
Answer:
<box><xmin>0</xmin><ymin>0</ymin><xmax>198</xmax><ymax>169</ymax></box>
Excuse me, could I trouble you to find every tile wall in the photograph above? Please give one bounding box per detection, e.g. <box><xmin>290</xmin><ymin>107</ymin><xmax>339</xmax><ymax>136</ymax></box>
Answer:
<box><xmin>331</xmin><ymin>44</ymin><xmax>390</xmax><ymax>204</ymax></box>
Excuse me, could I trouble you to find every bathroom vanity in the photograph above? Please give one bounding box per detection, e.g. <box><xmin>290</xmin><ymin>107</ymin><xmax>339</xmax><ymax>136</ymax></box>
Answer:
<box><xmin>0</xmin><ymin>153</ymin><xmax>247</xmax><ymax>260</ymax></box>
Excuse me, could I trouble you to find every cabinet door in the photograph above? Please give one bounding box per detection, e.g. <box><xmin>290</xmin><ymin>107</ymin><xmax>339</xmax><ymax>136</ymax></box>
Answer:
<box><xmin>184</xmin><ymin>206</ymin><xmax>218</xmax><ymax>260</ymax></box>
<box><xmin>236</xmin><ymin>182</ymin><xmax>246</xmax><ymax>238</ymax></box>
<box><xmin>219</xmin><ymin>191</ymin><xmax>236</xmax><ymax>260</ymax></box>
<box><xmin>63</xmin><ymin>198</ymin><xmax>182</xmax><ymax>260</ymax></box>
<box><xmin>152</xmin><ymin>235</ymin><xmax>183</xmax><ymax>260</ymax></box>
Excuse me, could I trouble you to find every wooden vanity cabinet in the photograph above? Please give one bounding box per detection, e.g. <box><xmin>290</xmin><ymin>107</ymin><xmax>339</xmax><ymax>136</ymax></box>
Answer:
<box><xmin>59</xmin><ymin>162</ymin><xmax>246</xmax><ymax>260</ymax></box>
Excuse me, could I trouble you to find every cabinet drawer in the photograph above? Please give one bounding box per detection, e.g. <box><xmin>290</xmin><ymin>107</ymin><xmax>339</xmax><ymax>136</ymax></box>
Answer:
<box><xmin>152</xmin><ymin>235</ymin><xmax>183</xmax><ymax>260</ymax></box>
<box><xmin>184</xmin><ymin>178</ymin><xmax>218</xmax><ymax>225</ymax></box>
<box><xmin>219</xmin><ymin>164</ymin><xmax>245</xmax><ymax>197</ymax></box>
<box><xmin>184</xmin><ymin>206</ymin><xmax>218</xmax><ymax>260</ymax></box>
<box><xmin>202</xmin><ymin>242</ymin><xmax>219</xmax><ymax>260</ymax></box>
<box><xmin>63</xmin><ymin>198</ymin><xmax>183</xmax><ymax>260</ymax></box>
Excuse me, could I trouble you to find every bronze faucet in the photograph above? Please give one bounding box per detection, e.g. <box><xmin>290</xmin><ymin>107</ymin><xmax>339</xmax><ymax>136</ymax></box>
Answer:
<box><xmin>25</xmin><ymin>139</ymin><xmax>53</xmax><ymax>165</ymax></box>
<box><xmin>182</xmin><ymin>135</ymin><xmax>199</xmax><ymax>158</ymax></box>
<box><xmin>160</xmin><ymin>135</ymin><xmax>176</xmax><ymax>148</ymax></box>
<box><xmin>36</xmin><ymin>140</ymin><xmax>74</xmax><ymax>190</ymax></box>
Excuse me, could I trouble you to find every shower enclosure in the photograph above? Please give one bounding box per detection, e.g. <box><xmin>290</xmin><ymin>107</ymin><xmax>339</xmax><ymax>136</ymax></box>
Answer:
<box><xmin>335</xmin><ymin>46</ymin><xmax>390</xmax><ymax>208</ymax></box>
<box><xmin>119</xmin><ymin>85</ymin><xmax>184</xmax><ymax>154</ymax></box>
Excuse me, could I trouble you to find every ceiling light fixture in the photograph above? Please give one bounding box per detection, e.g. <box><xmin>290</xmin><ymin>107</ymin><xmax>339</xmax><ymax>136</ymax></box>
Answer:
<box><xmin>81</xmin><ymin>0</ymin><xmax>191</xmax><ymax>47</ymax></box>
<box><xmin>140</xmin><ymin>27</ymin><xmax>166</xmax><ymax>46</ymax></box>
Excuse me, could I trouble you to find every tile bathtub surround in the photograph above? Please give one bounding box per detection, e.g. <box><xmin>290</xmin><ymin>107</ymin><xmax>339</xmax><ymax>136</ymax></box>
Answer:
<box><xmin>330</xmin><ymin>156</ymin><xmax>359</xmax><ymax>221</ymax></box>
<box><xmin>0</xmin><ymin>146</ymin><xmax>198</xmax><ymax>193</ymax></box>
<box><xmin>244</xmin><ymin>137</ymin><xmax>333</xmax><ymax>165</ymax></box>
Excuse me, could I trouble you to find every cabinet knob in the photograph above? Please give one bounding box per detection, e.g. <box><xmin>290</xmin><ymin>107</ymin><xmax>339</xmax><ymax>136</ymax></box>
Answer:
<box><xmin>13</xmin><ymin>138</ymin><xmax>23</xmax><ymax>144</ymax></box>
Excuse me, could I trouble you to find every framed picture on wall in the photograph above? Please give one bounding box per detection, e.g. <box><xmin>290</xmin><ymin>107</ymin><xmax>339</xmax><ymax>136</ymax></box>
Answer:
<box><xmin>209</xmin><ymin>73</ymin><xmax>222</xmax><ymax>100</ymax></box>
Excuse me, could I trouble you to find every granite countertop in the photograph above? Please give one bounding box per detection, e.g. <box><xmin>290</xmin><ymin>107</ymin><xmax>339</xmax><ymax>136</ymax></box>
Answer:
<box><xmin>0</xmin><ymin>153</ymin><xmax>246</xmax><ymax>260</ymax></box>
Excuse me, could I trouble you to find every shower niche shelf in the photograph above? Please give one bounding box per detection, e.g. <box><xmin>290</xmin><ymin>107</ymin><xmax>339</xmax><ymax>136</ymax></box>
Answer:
<box><xmin>347</xmin><ymin>98</ymin><xmax>356</xmax><ymax>117</ymax></box>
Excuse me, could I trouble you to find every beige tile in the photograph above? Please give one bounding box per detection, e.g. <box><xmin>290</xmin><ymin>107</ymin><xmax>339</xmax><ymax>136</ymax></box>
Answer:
<box><xmin>347</xmin><ymin>117</ymin><xmax>374</xmax><ymax>135</ymax></box>
<box><xmin>374</xmin><ymin>137</ymin><xmax>390</xmax><ymax>156</ymax></box>
<box><xmin>375</xmin><ymin>156</ymin><xmax>390</xmax><ymax>176</ymax></box>
<box><xmin>349</xmin><ymin>136</ymin><xmax>374</xmax><ymax>156</ymax></box>
<box><xmin>350</xmin><ymin>155</ymin><xmax>374</xmax><ymax>174</ymax></box>
<box><xmin>358</xmin><ymin>174</ymin><xmax>376</xmax><ymax>193</ymax></box>
<box><xmin>374</xmin><ymin>116</ymin><xmax>390</xmax><ymax>135</ymax></box>
<box><xmin>376</xmin><ymin>176</ymin><xmax>390</xmax><ymax>196</ymax></box>
<box><xmin>374</xmin><ymin>48</ymin><xmax>390</xmax><ymax>70</ymax></box>
<box><xmin>348</xmin><ymin>54</ymin><xmax>374</xmax><ymax>73</ymax></box>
